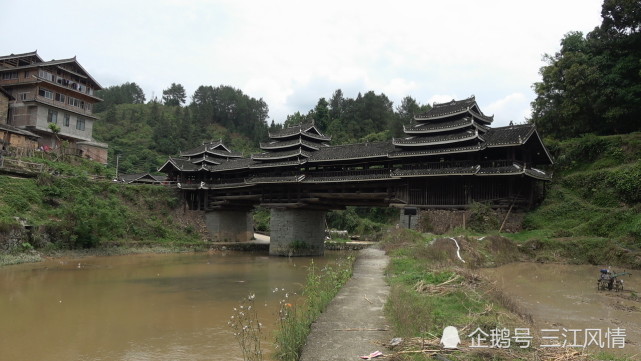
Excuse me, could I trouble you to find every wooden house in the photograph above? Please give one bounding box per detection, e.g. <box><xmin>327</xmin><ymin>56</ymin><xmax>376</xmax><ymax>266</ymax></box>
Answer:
<box><xmin>0</xmin><ymin>51</ymin><xmax>108</xmax><ymax>164</ymax></box>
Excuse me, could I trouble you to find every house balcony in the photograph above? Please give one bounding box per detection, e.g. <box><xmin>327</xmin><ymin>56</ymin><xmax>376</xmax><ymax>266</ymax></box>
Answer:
<box><xmin>20</xmin><ymin>93</ymin><xmax>97</xmax><ymax>119</ymax></box>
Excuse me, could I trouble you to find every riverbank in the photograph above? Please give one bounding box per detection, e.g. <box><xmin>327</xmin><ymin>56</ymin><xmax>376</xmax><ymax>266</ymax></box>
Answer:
<box><xmin>379</xmin><ymin>228</ymin><xmax>638</xmax><ymax>361</ymax></box>
<box><xmin>0</xmin><ymin>236</ymin><xmax>378</xmax><ymax>267</ymax></box>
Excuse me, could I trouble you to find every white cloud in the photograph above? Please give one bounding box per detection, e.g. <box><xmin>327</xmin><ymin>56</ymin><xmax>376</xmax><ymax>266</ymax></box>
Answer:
<box><xmin>483</xmin><ymin>93</ymin><xmax>531</xmax><ymax>127</ymax></box>
<box><xmin>428</xmin><ymin>95</ymin><xmax>459</xmax><ymax>106</ymax></box>
<box><xmin>1</xmin><ymin>0</ymin><xmax>605</xmax><ymax>125</ymax></box>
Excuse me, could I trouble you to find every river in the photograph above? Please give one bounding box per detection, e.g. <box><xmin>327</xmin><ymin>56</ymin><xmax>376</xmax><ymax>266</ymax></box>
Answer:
<box><xmin>0</xmin><ymin>251</ymin><xmax>340</xmax><ymax>361</ymax></box>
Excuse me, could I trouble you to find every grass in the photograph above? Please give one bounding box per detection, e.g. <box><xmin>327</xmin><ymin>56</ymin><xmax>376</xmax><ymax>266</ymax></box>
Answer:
<box><xmin>273</xmin><ymin>255</ymin><xmax>355</xmax><ymax>361</ymax></box>
<box><xmin>381</xmin><ymin>228</ymin><xmax>637</xmax><ymax>361</ymax></box>
<box><xmin>1</xmin><ymin>163</ymin><xmax>203</xmax><ymax>254</ymax></box>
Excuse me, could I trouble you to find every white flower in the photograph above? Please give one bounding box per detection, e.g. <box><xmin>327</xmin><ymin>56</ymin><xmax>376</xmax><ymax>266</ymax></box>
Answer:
<box><xmin>248</xmin><ymin>293</ymin><xmax>255</xmax><ymax>300</ymax></box>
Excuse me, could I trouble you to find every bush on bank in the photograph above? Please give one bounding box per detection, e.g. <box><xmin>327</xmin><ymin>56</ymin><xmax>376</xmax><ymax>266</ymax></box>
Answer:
<box><xmin>0</xmin><ymin>170</ymin><xmax>201</xmax><ymax>255</ymax></box>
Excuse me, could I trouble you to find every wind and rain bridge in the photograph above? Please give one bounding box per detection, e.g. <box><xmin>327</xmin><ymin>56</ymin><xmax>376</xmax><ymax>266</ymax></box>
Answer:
<box><xmin>159</xmin><ymin>96</ymin><xmax>552</xmax><ymax>256</ymax></box>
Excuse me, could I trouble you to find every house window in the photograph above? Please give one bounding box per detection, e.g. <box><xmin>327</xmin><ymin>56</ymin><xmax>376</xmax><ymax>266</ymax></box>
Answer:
<box><xmin>24</xmin><ymin>71</ymin><xmax>29</xmax><ymax>78</ymax></box>
<box><xmin>38</xmin><ymin>70</ymin><xmax>53</xmax><ymax>82</ymax></box>
<box><xmin>68</xmin><ymin>97</ymin><xmax>82</xmax><ymax>108</ymax></box>
<box><xmin>18</xmin><ymin>93</ymin><xmax>28</xmax><ymax>101</ymax></box>
<box><xmin>76</xmin><ymin>118</ymin><xmax>85</xmax><ymax>131</ymax></box>
<box><xmin>47</xmin><ymin>109</ymin><xmax>58</xmax><ymax>123</ymax></box>
<box><xmin>55</xmin><ymin>93</ymin><xmax>65</xmax><ymax>103</ymax></box>
<box><xmin>1</xmin><ymin>72</ymin><xmax>18</xmax><ymax>80</ymax></box>
<box><xmin>63</xmin><ymin>114</ymin><xmax>70</xmax><ymax>127</ymax></box>
<box><xmin>39</xmin><ymin>88</ymin><xmax>53</xmax><ymax>99</ymax></box>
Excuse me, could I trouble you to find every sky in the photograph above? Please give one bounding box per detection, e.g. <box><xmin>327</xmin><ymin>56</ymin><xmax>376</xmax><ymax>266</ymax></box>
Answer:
<box><xmin>2</xmin><ymin>0</ymin><xmax>604</xmax><ymax>127</ymax></box>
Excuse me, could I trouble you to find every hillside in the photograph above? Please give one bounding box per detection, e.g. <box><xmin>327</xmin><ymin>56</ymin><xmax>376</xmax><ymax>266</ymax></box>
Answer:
<box><xmin>522</xmin><ymin>133</ymin><xmax>641</xmax><ymax>240</ymax></box>
<box><xmin>93</xmin><ymin>102</ymin><xmax>261</xmax><ymax>174</ymax></box>
<box><xmin>0</xmin><ymin>156</ymin><xmax>206</xmax><ymax>262</ymax></box>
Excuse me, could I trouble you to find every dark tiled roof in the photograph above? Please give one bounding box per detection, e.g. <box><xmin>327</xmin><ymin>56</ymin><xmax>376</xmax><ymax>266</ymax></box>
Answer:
<box><xmin>207</xmin><ymin>158</ymin><xmax>254</xmax><ymax>172</ymax></box>
<box><xmin>260</xmin><ymin>138</ymin><xmax>322</xmax><ymax>151</ymax></box>
<box><xmin>415</xmin><ymin>96</ymin><xmax>493</xmax><ymax>124</ymax></box>
<box><xmin>249</xmin><ymin>159</ymin><xmax>307</xmax><ymax>169</ymax></box>
<box><xmin>393</xmin><ymin>129</ymin><xmax>479</xmax><ymax>147</ymax></box>
<box><xmin>158</xmin><ymin>157</ymin><xmax>200</xmax><ymax>172</ymax></box>
<box><xmin>0</xmin><ymin>51</ymin><xmax>42</xmax><ymax>62</ymax></box>
<box><xmin>389</xmin><ymin>143</ymin><xmax>483</xmax><ymax>158</ymax></box>
<box><xmin>0</xmin><ymin>123</ymin><xmax>40</xmax><ymax>138</ymax></box>
<box><xmin>190</xmin><ymin>154</ymin><xmax>222</xmax><ymax>165</ymax></box>
<box><xmin>180</xmin><ymin>141</ymin><xmax>241</xmax><ymax>157</ymax></box>
<box><xmin>482</xmin><ymin>124</ymin><xmax>535</xmax><ymax>146</ymax></box>
<box><xmin>120</xmin><ymin>173</ymin><xmax>167</xmax><ymax>184</ymax></box>
<box><xmin>251</xmin><ymin>149</ymin><xmax>311</xmax><ymax>161</ymax></box>
<box><xmin>416</xmin><ymin>96</ymin><xmax>477</xmax><ymax>119</ymax></box>
<box><xmin>308</xmin><ymin>141</ymin><xmax>395</xmax><ymax>162</ymax></box>
<box><xmin>404</xmin><ymin>117</ymin><xmax>473</xmax><ymax>133</ymax></box>
<box><xmin>268</xmin><ymin>120</ymin><xmax>331</xmax><ymax>141</ymax></box>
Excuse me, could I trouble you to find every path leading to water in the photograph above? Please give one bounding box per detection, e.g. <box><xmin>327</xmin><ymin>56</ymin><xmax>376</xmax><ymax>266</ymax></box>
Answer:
<box><xmin>300</xmin><ymin>247</ymin><xmax>392</xmax><ymax>361</ymax></box>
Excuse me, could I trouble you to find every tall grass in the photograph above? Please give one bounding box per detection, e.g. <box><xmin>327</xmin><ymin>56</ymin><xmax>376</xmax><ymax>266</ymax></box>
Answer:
<box><xmin>273</xmin><ymin>255</ymin><xmax>355</xmax><ymax>361</ymax></box>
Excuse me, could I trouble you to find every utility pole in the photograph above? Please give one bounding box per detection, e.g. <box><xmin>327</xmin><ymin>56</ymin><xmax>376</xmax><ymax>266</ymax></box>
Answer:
<box><xmin>115</xmin><ymin>154</ymin><xmax>121</xmax><ymax>181</ymax></box>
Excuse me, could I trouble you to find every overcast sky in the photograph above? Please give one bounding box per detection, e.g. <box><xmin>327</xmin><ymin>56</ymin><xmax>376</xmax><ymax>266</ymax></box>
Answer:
<box><xmin>2</xmin><ymin>0</ymin><xmax>604</xmax><ymax>127</ymax></box>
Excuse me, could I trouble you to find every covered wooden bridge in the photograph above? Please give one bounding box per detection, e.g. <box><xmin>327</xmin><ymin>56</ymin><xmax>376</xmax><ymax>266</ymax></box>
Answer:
<box><xmin>159</xmin><ymin>96</ymin><xmax>552</xmax><ymax>255</ymax></box>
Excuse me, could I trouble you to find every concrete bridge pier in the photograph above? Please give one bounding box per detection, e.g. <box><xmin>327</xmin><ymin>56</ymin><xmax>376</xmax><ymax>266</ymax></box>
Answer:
<box><xmin>205</xmin><ymin>210</ymin><xmax>253</xmax><ymax>242</ymax></box>
<box><xmin>269</xmin><ymin>209</ymin><xmax>326</xmax><ymax>256</ymax></box>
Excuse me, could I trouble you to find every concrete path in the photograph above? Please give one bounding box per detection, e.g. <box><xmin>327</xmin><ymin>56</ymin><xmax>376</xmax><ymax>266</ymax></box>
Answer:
<box><xmin>300</xmin><ymin>247</ymin><xmax>392</xmax><ymax>361</ymax></box>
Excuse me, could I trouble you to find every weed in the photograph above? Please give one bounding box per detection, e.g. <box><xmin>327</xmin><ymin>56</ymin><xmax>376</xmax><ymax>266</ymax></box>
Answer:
<box><xmin>228</xmin><ymin>293</ymin><xmax>263</xmax><ymax>361</ymax></box>
<box><xmin>273</xmin><ymin>255</ymin><xmax>355</xmax><ymax>361</ymax></box>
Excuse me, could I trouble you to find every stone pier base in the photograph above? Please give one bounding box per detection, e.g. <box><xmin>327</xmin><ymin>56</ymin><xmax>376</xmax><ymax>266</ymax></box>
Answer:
<box><xmin>269</xmin><ymin>209</ymin><xmax>326</xmax><ymax>256</ymax></box>
<box><xmin>204</xmin><ymin>210</ymin><xmax>253</xmax><ymax>242</ymax></box>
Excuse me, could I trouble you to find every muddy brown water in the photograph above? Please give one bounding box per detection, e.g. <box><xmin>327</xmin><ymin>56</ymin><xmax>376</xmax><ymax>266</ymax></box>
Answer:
<box><xmin>0</xmin><ymin>251</ymin><xmax>340</xmax><ymax>361</ymax></box>
<box><xmin>482</xmin><ymin>262</ymin><xmax>641</xmax><ymax>356</ymax></box>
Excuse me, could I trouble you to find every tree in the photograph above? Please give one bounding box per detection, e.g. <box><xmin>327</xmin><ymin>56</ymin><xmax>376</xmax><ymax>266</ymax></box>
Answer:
<box><xmin>329</xmin><ymin>89</ymin><xmax>345</xmax><ymax>121</ymax></box>
<box><xmin>162</xmin><ymin>83</ymin><xmax>187</xmax><ymax>106</ymax></box>
<box><xmin>94</xmin><ymin>82</ymin><xmax>146</xmax><ymax>112</ymax></box>
<box><xmin>311</xmin><ymin>98</ymin><xmax>330</xmax><ymax>131</ymax></box>
<box><xmin>530</xmin><ymin>0</ymin><xmax>641</xmax><ymax>139</ymax></box>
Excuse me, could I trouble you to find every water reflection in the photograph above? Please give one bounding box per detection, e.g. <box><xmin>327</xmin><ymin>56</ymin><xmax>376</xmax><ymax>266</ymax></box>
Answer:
<box><xmin>0</xmin><ymin>251</ymin><xmax>338</xmax><ymax>361</ymax></box>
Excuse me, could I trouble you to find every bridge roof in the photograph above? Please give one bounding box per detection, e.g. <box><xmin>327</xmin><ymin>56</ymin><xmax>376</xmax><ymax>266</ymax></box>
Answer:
<box><xmin>308</xmin><ymin>141</ymin><xmax>395</xmax><ymax>163</ymax></box>
<box><xmin>392</xmin><ymin>129</ymin><xmax>481</xmax><ymax>147</ymax></box>
<box><xmin>180</xmin><ymin>140</ymin><xmax>242</xmax><ymax>158</ymax></box>
<box><xmin>260</xmin><ymin>137</ymin><xmax>323</xmax><ymax>151</ymax></box>
<box><xmin>483</xmin><ymin>124</ymin><xmax>553</xmax><ymax>164</ymax></box>
<box><xmin>251</xmin><ymin>148</ymin><xmax>312</xmax><ymax>161</ymax></box>
<box><xmin>268</xmin><ymin>120</ymin><xmax>331</xmax><ymax>141</ymax></box>
<box><xmin>388</xmin><ymin>143</ymin><xmax>484</xmax><ymax>158</ymax></box>
<box><xmin>158</xmin><ymin>157</ymin><xmax>200</xmax><ymax>172</ymax></box>
<box><xmin>415</xmin><ymin>96</ymin><xmax>494</xmax><ymax>124</ymax></box>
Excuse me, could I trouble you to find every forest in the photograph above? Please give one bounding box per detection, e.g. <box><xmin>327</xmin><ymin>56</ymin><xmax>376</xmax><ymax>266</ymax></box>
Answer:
<box><xmin>94</xmin><ymin>83</ymin><xmax>431</xmax><ymax>174</ymax></box>
<box><xmin>94</xmin><ymin>0</ymin><xmax>640</xmax><ymax>174</ymax></box>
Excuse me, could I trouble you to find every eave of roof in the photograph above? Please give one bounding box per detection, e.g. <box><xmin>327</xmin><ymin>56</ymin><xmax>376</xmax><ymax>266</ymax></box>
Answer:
<box><xmin>403</xmin><ymin>117</ymin><xmax>474</xmax><ymax>134</ymax></box>
<box><xmin>393</xmin><ymin>129</ymin><xmax>480</xmax><ymax>147</ymax></box>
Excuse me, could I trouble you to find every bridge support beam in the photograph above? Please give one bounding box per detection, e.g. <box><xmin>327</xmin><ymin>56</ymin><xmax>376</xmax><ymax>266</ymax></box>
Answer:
<box><xmin>269</xmin><ymin>209</ymin><xmax>325</xmax><ymax>256</ymax></box>
<box><xmin>205</xmin><ymin>210</ymin><xmax>253</xmax><ymax>242</ymax></box>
